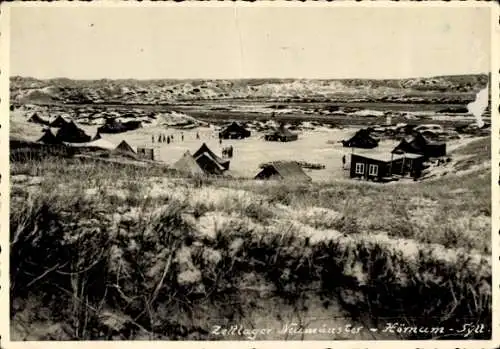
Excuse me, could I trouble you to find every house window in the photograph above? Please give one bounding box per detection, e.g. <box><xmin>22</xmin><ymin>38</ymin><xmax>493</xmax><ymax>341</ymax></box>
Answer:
<box><xmin>355</xmin><ymin>163</ymin><xmax>365</xmax><ymax>174</ymax></box>
<box><xmin>368</xmin><ymin>164</ymin><xmax>379</xmax><ymax>176</ymax></box>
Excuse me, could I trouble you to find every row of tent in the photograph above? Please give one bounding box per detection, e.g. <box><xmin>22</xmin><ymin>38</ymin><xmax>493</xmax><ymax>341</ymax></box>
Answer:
<box><xmin>219</xmin><ymin>121</ymin><xmax>299</xmax><ymax>142</ymax></box>
<box><xmin>29</xmin><ymin>113</ymin><xmax>142</xmax><ymax>134</ymax></box>
<box><xmin>38</xmin><ymin>122</ymin><xmax>97</xmax><ymax>144</ymax></box>
<box><xmin>37</xmin><ymin>125</ymin><xmax>155</xmax><ymax>160</ymax></box>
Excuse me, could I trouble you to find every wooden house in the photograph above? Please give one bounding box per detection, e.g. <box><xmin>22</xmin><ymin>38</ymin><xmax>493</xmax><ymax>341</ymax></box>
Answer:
<box><xmin>349</xmin><ymin>152</ymin><xmax>424</xmax><ymax>182</ymax></box>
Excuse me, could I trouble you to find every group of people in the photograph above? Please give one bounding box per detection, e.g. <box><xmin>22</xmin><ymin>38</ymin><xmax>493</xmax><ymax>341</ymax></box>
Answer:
<box><xmin>152</xmin><ymin>132</ymin><xmax>185</xmax><ymax>144</ymax></box>
<box><xmin>152</xmin><ymin>130</ymin><xmax>231</xmax><ymax>154</ymax></box>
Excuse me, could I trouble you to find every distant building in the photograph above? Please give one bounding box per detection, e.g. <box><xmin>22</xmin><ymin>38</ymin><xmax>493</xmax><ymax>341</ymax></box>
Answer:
<box><xmin>341</xmin><ymin>129</ymin><xmax>379</xmax><ymax>149</ymax></box>
<box><xmin>264</xmin><ymin>124</ymin><xmax>298</xmax><ymax>142</ymax></box>
<box><xmin>349</xmin><ymin>152</ymin><xmax>424</xmax><ymax>181</ymax></box>
<box><xmin>255</xmin><ymin>161</ymin><xmax>311</xmax><ymax>182</ymax></box>
<box><xmin>392</xmin><ymin>132</ymin><xmax>446</xmax><ymax>159</ymax></box>
<box><xmin>98</xmin><ymin>118</ymin><xmax>142</xmax><ymax>134</ymax></box>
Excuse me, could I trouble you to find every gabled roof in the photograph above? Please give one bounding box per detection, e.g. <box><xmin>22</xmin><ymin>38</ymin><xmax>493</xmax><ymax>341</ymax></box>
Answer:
<box><xmin>257</xmin><ymin>161</ymin><xmax>311</xmax><ymax>182</ymax></box>
<box><xmin>172</xmin><ymin>151</ymin><xmax>206</xmax><ymax>176</ymax></box>
<box><xmin>192</xmin><ymin>143</ymin><xmax>229</xmax><ymax>169</ymax></box>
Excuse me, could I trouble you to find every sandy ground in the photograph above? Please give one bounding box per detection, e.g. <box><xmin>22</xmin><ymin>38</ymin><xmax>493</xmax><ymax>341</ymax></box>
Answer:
<box><xmin>94</xmin><ymin>126</ymin><xmax>403</xmax><ymax>181</ymax></box>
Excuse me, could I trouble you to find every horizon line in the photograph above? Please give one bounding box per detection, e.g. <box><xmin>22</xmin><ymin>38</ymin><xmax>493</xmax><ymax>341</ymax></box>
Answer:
<box><xmin>10</xmin><ymin>71</ymin><xmax>491</xmax><ymax>82</ymax></box>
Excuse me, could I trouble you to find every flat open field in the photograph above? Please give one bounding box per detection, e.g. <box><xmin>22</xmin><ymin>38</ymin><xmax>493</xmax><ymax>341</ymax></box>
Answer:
<box><xmin>101</xmin><ymin>126</ymin><xmax>401</xmax><ymax>181</ymax></box>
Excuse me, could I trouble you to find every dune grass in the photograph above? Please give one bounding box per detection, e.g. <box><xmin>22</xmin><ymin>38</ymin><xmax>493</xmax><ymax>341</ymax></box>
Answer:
<box><xmin>10</xmin><ymin>157</ymin><xmax>491</xmax><ymax>340</ymax></box>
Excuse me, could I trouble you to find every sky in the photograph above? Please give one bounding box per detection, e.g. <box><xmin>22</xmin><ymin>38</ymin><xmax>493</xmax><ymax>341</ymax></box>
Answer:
<box><xmin>9</xmin><ymin>5</ymin><xmax>492</xmax><ymax>80</ymax></box>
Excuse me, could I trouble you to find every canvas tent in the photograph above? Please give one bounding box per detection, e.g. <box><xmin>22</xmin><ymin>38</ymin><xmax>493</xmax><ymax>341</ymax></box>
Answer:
<box><xmin>114</xmin><ymin>140</ymin><xmax>137</xmax><ymax>156</ymax></box>
<box><xmin>392</xmin><ymin>132</ymin><xmax>446</xmax><ymax>158</ymax></box>
<box><xmin>219</xmin><ymin>122</ymin><xmax>251</xmax><ymax>139</ymax></box>
<box><xmin>55</xmin><ymin>121</ymin><xmax>92</xmax><ymax>143</ymax></box>
<box><xmin>28</xmin><ymin>113</ymin><xmax>50</xmax><ymax>126</ymax></box>
<box><xmin>255</xmin><ymin>161</ymin><xmax>311</xmax><ymax>182</ymax></box>
<box><xmin>50</xmin><ymin>115</ymin><xmax>70</xmax><ymax>128</ymax></box>
<box><xmin>341</xmin><ymin>129</ymin><xmax>379</xmax><ymax>149</ymax></box>
<box><xmin>98</xmin><ymin>118</ymin><xmax>142</xmax><ymax>134</ymax></box>
<box><xmin>195</xmin><ymin>152</ymin><xmax>227</xmax><ymax>175</ymax></box>
<box><xmin>92</xmin><ymin>132</ymin><xmax>102</xmax><ymax>141</ymax></box>
<box><xmin>264</xmin><ymin>125</ymin><xmax>298</xmax><ymax>142</ymax></box>
<box><xmin>172</xmin><ymin>151</ymin><xmax>206</xmax><ymax>177</ymax></box>
<box><xmin>193</xmin><ymin>143</ymin><xmax>230</xmax><ymax>170</ymax></box>
<box><xmin>37</xmin><ymin>128</ymin><xmax>62</xmax><ymax>145</ymax></box>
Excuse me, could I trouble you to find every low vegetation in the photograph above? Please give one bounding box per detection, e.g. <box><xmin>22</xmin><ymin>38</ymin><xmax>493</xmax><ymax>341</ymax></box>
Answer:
<box><xmin>10</xmin><ymin>153</ymin><xmax>491</xmax><ymax>340</ymax></box>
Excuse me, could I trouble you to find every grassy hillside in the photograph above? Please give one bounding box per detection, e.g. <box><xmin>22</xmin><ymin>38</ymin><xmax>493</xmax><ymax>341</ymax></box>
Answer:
<box><xmin>10</xmin><ymin>154</ymin><xmax>491</xmax><ymax>340</ymax></box>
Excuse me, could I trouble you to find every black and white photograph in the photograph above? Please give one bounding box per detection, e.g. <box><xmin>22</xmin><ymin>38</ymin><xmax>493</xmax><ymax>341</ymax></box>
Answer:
<box><xmin>4</xmin><ymin>3</ymin><xmax>497</xmax><ymax>343</ymax></box>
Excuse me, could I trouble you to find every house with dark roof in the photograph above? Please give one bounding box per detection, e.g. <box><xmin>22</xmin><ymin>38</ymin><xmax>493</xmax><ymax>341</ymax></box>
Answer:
<box><xmin>349</xmin><ymin>151</ymin><xmax>424</xmax><ymax>181</ymax></box>
<box><xmin>255</xmin><ymin>161</ymin><xmax>311</xmax><ymax>182</ymax></box>
<box><xmin>219</xmin><ymin>122</ymin><xmax>251</xmax><ymax>139</ymax></box>
<box><xmin>341</xmin><ymin>129</ymin><xmax>379</xmax><ymax>149</ymax></box>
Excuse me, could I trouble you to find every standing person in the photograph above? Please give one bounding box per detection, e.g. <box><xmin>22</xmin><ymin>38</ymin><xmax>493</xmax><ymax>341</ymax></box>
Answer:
<box><xmin>181</xmin><ymin>132</ymin><xmax>184</xmax><ymax>142</ymax></box>
<box><xmin>167</xmin><ymin>136</ymin><xmax>171</xmax><ymax>144</ymax></box>
<box><xmin>196</xmin><ymin>132</ymin><xmax>200</xmax><ymax>140</ymax></box>
<box><xmin>152</xmin><ymin>135</ymin><xmax>155</xmax><ymax>143</ymax></box>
